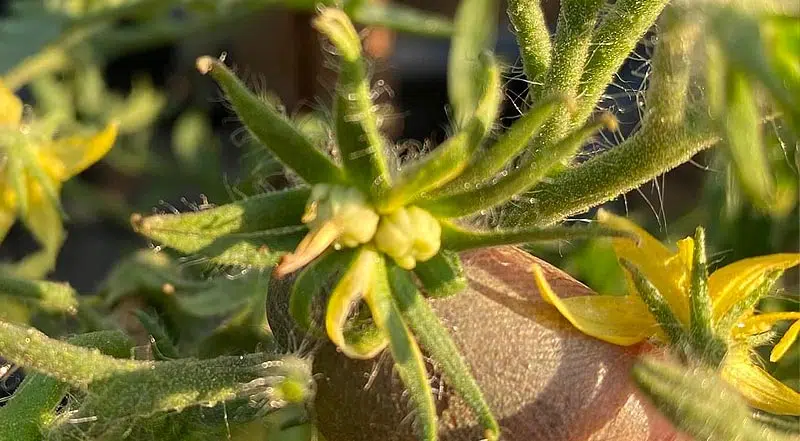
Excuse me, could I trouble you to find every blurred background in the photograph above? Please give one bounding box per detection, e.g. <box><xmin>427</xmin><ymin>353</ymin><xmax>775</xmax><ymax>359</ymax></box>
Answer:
<box><xmin>0</xmin><ymin>0</ymin><xmax>797</xmax><ymax>405</ymax></box>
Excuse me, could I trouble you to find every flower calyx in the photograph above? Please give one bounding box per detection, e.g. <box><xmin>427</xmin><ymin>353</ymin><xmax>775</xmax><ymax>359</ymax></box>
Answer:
<box><xmin>274</xmin><ymin>184</ymin><xmax>442</xmax><ymax>277</ymax></box>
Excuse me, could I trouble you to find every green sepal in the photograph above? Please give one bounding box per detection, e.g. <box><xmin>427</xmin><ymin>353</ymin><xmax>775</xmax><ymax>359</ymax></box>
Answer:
<box><xmin>389</xmin><ymin>265</ymin><xmax>499</xmax><ymax>441</ymax></box>
<box><xmin>195</xmin><ymin>56</ymin><xmax>346</xmax><ymax>186</ymax></box>
<box><xmin>412</xmin><ymin>249</ymin><xmax>466</xmax><ymax>299</ymax></box>
<box><xmin>380</xmin><ymin>55</ymin><xmax>502</xmax><ymax>212</ymax></box>
<box><xmin>632</xmin><ymin>357</ymin><xmax>794</xmax><ymax>441</ymax></box>
<box><xmin>425</xmin><ymin>113</ymin><xmax>616</xmax><ymax>218</ymax></box>
<box><xmin>448</xmin><ymin>0</ymin><xmax>500</xmax><ymax>128</ymax></box>
<box><xmin>314</xmin><ymin>9</ymin><xmax>392</xmax><ymax>197</ymax></box>
<box><xmin>688</xmin><ymin>227</ymin><xmax>714</xmax><ymax>352</ymax></box>
<box><xmin>131</xmin><ymin>188</ymin><xmax>309</xmax><ymax>268</ymax></box>
<box><xmin>620</xmin><ymin>259</ymin><xmax>686</xmax><ymax>349</ymax></box>
<box><xmin>439</xmin><ymin>219</ymin><xmax>634</xmax><ymax>251</ymax></box>
<box><xmin>290</xmin><ymin>249</ymin><xmax>357</xmax><ymax>336</ymax></box>
<box><xmin>435</xmin><ymin>93</ymin><xmax>565</xmax><ymax>196</ymax></box>
<box><xmin>716</xmin><ymin>270</ymin><xmax>783</xmax><ymax>336</ymax></box>
<box><xmin>0</xmin><ymin>273</ymin><xmax>78</xmax><ymax>315</ymax></box>
<box><xmin>366</xmin><ymin>258</ymin><xmax>437</xmax><ymax>441</ymax></box>
<box><xmin>0</xmin><ymin>330</ymin><xmax>135</xmax><ymax>441</ymax></box>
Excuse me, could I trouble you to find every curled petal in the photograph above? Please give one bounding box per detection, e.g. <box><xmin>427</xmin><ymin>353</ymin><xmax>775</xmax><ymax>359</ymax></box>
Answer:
<box><xmin>771</xmin><ymin>319</ymin><xmax>800</xmax><ymax>363</ymax></box>
<box><xmin>598</xmin><ymin>210</ymin><xmax>691</xmax><ymax>323</ymax></box>
<box><xmin>709</xmin><ymin>253</ymin><xmax>800</xmax><ymax>319</ymax></box>
<box><xmin>532</xmin><ymin>265</ymin><xmax>658</xmax><ymax>346</ymax></box>
<box><xmin>0</xmin><ymin>188</ymin><xmax>17</xmax><ymax>243</ymax></box>
<box><xmin>0</xmin><ymin>80</ymin><xmax>22</xmax><ymax>126</ymax></box>
<box><xmin>40</xmin><ymin>123</ymin><xmax>118</xmax><ymax>181</ymax></box>
<box><xmin>325</xmin><ymin>248</ymin><xmax>388</xmax><ymax>359</ymax></box>
<box><xmin>721</xmin><ymin>347</ymin><xmax>800</xmax><ymax>415</ymax></box>
<box><xmin>274</xmin><ymin>221</ymin><xmax>340</xmax><ymax>278</ymax></box>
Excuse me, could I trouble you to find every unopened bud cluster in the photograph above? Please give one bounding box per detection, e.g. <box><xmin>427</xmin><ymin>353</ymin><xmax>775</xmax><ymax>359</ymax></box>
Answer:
<box><xmin>303</xmin><ymin>184</ymin><xmax>441</xmax><ymax>269</ymax></box>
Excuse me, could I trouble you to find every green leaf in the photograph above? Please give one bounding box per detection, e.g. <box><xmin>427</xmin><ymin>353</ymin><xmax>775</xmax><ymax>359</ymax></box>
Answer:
<box><xmin>503</xmin><ymin>122</ymin><xmax>718</xmax><ymax>227</ymax></box>
<box><xmin>389</xmin><ymin>266</ymin><xmax>499</xmax><ymax>441</ymax></box>
<box><xmin>711</xmin><ymin>8</ymin><xmax>800</xmax><ymax>135</ymax></box>
<box><xmin>412</xmin><ymin>249</ymin><xmax>466</xmax><ymax>299</ymax></box>
<box><xmin>366</xmin><ymin>258</ymin><xmax>436</xmax><ymax>441</ymax></box>
<box><xmin>723</xmin><ymin>68</ymin><xmax>778</xmax><ymax>213</ymax></box>
<box><xmin>314</xmin><ymin>9</ymin><xmax>392</xmax><ymax>198</ymax></box>
<box><xmin>688</xmin><ymin>227</ymin><xmax>713</xmax><ymax>350</ymax></box>
<box><xmin>350</xmin><ymin>2</ymin><xmax>453</xmax><ymax>37</ymax></box>
<box><xmin>196</xmin><ymin>56</ymin><xmax>346</xmax><ymax>186</ymax></box>
<box><xmin>174</xmin><ymin>272</ymin><xmax>266</xmax><ymax>318</ymax></box>
<box><xmin>448</xmin><ymin>0</ymin><xmax>500</xmax><ymax>128</ymax></box>
<box><xmin>0</xmin><ymin>1</ymin><xmax>68</xmax><ymax>77</ymax></box>
<box><xmin>131</xmin><ymin>188</ymin><xmax>309</xmax><ymax>267</ymax></box>
<box><xmin>134</xmin><ymin>311</ymin><xmax>179</xmax><ymax>360</ymax></box>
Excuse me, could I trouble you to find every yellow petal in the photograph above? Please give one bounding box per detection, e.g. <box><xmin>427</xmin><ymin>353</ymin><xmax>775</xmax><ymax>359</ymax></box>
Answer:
<box><xmin>733</xmin><ymin>312</ymin><xmax>800</xmax><ymax>339</ymax></box>
<box><xmin>598</xmin><ymin>209</ymin><xmax>691</xmax><ymax>323</ymax></box>
<box><xmin>21</xmin><ymin>180</ymin><xmax>64</xmax><ymax>251</ymax></box>
<box><xmin>709</xmin><ymin>253</ymin><xmax>800</xmax><ymax>319</ymax></box>
<box><xmin>0</xmin><ymin>185</ymin><xmax>17</xmax><ymax>243</ymax></box>
<box><xmin>39</xmin><ymin>123</ymin><xmax>118</xmax><ymax>181</ymax></box>
<box><xmin>771</xmin><ymin>320</ymin><xmax>800</xmax><ymax>363</ymax></box>
<box><xmin>0</xmin><ymin>80</ymin><xmax>22</xmax><ymax>126</ymax></box>
<box><xmin>721</xmin><ymin>347</ymin><xmax>800</xmax><ymax>415</ymax></box>
<box><xmin>532</xmin><ymin>265</ymin><xmax>658</xmax><ymax>346</ymax></box>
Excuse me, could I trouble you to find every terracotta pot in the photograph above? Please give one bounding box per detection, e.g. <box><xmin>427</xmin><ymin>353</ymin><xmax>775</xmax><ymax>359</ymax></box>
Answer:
<box><xmin>268</xmin><ymin>247</ymin><xmax>683</xmax><ymax>440</ymax></box>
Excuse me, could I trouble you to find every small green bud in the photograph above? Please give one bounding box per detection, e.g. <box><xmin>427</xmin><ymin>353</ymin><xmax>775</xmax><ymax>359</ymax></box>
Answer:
<box><xmin>374</xmin><ymin>206</ymin><xmax>441</xmax><ymax>270</ymax></box>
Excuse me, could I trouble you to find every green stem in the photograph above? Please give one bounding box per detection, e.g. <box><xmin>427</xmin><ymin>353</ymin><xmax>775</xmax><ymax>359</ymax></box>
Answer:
<box><xmin>0</xmin><ymin>321</ymin><xmax>140</xmax><ymax>388</ymax></box>
<box><xmin>0</xmin><ymin>275</ymin><xmax>78</xmax><ymax>315</ymax></box>
<box><xmin>531</xmin><ymin>0</ymin><xmax>604</xmax><ymax>147</ymax></box>
<box><xmin>439</xmin><ymin>219</ymin><xmax>632</xmax><ymax>251</ymax></box>
<box><xmin>425</xmin><ymin>113</ymin><xmax>614</xmax><ymax>218</ymax></box>
<box><xmin>505</xmin><ymin>121</ymin><xmax>718</xmax><ymax>227</ymax></box>
<box><xmin>0</xmin><ymin>331</ymin><xmax>134</xmax><ymax>441</ymax></box>
<box><xmin>574</xmin><ymin>0</ymin><xmax>671</xmax><ymax>123</ymax></box>
<box><xmin>434</xmin><ymin>93</ymin><xmax>564</xmax><ymax>196</ymax></box>
<box><xmin>506</xmin><ymin>0</ymin><xmax>552</xmax><ymax>93</ymax></box>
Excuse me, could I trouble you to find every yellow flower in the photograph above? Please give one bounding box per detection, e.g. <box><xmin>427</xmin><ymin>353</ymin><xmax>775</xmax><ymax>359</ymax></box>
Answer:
<box><xmin>532</xmin><ymin>209</ymin><xmax>800</xmax><ymax>415</ymax></box>
<box><xmin>0</xmin><ymin>80</ymin><xmax>117</xmax><ymax>253</ymax></box>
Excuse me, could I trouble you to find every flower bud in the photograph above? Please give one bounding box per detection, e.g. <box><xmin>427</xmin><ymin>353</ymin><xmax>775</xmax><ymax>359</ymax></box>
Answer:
<box><xmin>374</xmin><ymin>206</ymin><xmax>441</xmax><ymax>269</ymax></box>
